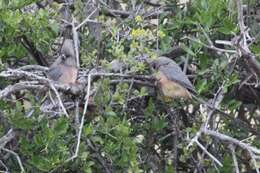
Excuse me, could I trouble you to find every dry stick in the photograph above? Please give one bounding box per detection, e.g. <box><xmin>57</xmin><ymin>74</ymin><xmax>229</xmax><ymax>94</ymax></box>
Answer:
<box><xmin>207</xmin><ymin>128</ymin><xmax>260</xmax><ymax>149</ymax></box>
<box><xmin>0</xmin><ymin>68</ymin><xmax>48</xmax><ymax>81</ymax></box>
<box><xmin>74</xmin><ymin>99</ymin><xmax>80</xmax><ymax>125</ymax></box>
<box><xmin>0</xmin><ymin>82</ymin><xmax>44</xmax><ymax>99</ymax></box>
<box><xmin>0</xmin><ymin>69</ymin><xmax>155</xmax><ymax>103</ymax></box>
<box><xmin>71</xmin><ymin>17</ymin><xmax>80</xmax><ymax>68</ymax></box>
<box><xmin>192</xmin><ymin>88</ymin><xmax>260</xmax><ymax>136</ymax></box>
<box><xmin>72</xmin><ymin>8</ymin><xmax>98</xmax><ymax>68</ymax></box>
<box><xmin>1</xmin><ymin>147</ymin><xmax>25</xmax><ymax>173</ymax></box>
<box><xmin>110</xmin><ymin>79</ymin><xmax>155</xmax><ymax>87</ymax></box>
<box><xmin>172</xmin><ymin>115</ymin><xmax>179</xmax><ymax>173</ymax></box>
<box><xmin>18</xmin><ymin>65</ymin><xmax>48</xmax><ymax>71</ymax></box>
<box><xmin>0</xmin><ymin>129</ymin><xmax>15</xmax><ymax>148</ymax></box>
<box><xmin>75</xmin><ymin>8</ymin><xmax>98</xmax><ymax>30</ymax></box>
<box><xmin>49</xmin><ymin>82</ymin><xmax>69</xmax><ymax>118</ymax></box>
<box><xmin>0</xmin><ymin>159</ymin><xmax>8</xmax><ymax>173</ymax></box>
<box><xmin>0</xmin><ymin>68</ymin><xmax>84</xmax><ymax>95</ymax></box>
<box><xmin>66</xmin><ymin>74</ymin><xmax>92</xmax><ymax>161</ymax></box>
<box><xmin>204</xmin><ymin>129</ymin><xmax>260</xmax><ymax>173</ymax></box>
<box><xmin>228</xmin><ymin>144</ymin><xmax>240</xmax><ymax>173</ymax></box>
<box><xmin>188</xmin><ymin>84</ymin><xmax>225</xmax><ymax>167</ymax></box>
<box><xmin>196</xmin><ymin>140</ymin><xmax>223</xmax><ymax>167</ymax></box>
<box><xmin>1</xmin><ymin>68</ymin><xmax>154</xmax><ymax>84</ymax></box>
<box><xmin>215</xmin><ymin>40</ymin><xmax>233</xmax><ymax>46</ymax></box>
<box><xmin>184</xmin><ymin>36</ymin><xmax>237</xmax><ymax>54</ymax></box>
<box><xmin>122</xmin><ymin>78</ymin><xmax>134</xmax><ymax>112</ymax></box>
<box><xmin>90</xmin><ymin>72</ymin><xmax>154</xmax><ymax>80</ymax></box>
<box><xmin>236</xmin><ymin>0</ymin><xmax>247</xmax><ymax>48</ymax></box>
<box><xmin>189</xmin><ymin>84</ymin><xmax>225</xmax><ymax>145</ymax></box>
<box><xmin>235</xmin><ymin>1</ymin><xmax>260</xmax><ymax>170</ymax></box>
<box><xmin>156</xmin><ymin>13</ymin><xmax>159</xmax><ymax>52</ymax></box>
<box><xmin>235</xmin><ymin>0</ymin><xmax>260</xmax><ymax>77</ymax></box>
<box><xmin>248</xmin><ymin>150</ymin><xmax>260</xmax><ymax>173</ymax></box>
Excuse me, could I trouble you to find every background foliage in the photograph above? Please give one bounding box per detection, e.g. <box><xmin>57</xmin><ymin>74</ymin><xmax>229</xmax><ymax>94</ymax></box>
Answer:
<box><xmin>0</xmin><ymin>0</ymin><xmax>260</xmax><ymax>172</ymax></box>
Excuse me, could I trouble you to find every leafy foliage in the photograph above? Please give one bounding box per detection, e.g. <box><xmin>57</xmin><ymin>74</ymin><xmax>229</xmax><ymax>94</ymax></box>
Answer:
<box><xmin>0</xmin><ymin>0</ymin><xmax>260</xmax><ymax>172</ymax></box>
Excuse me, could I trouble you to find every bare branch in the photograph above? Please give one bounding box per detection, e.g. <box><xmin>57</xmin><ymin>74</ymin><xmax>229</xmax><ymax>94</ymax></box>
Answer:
<box><xmin>0</xmin><ymin>129</ymin><xmax>15</xmax><ymax>148</ymax></box>
<box><xmin>228</xmin><ymin>144</ymin><xmax>240</xmax><ymax>173</ymax></box>
<box><xmin>49</xmin><ymin>82</ymin><xmax>69</xmax><ymax>118</ymax></box>
<box><xmin>196</xmin><ymin>140</ymin><xmax>223</xmax><ymax>167</ymax></box>
<box><xmin>66</xmin><ymin>74</ymin><xmax>92</xmax><ymax>161</ymax></box>
<box><xmin>1</xmin><ymin>148</ymin><xmax>24</xmax><ymax>173</ymax></box>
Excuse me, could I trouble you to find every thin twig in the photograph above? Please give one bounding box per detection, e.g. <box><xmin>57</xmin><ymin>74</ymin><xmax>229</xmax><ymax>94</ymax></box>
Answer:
<box><xmin>248</xmin><ymin>150</ymin><xmax>260</xmax><ymax>173</ymax></box>
<box><xmin>0</xmin><ymin>129</ymin><xmax>15</xmax><ymax>148</ymax></box>
<box><xmin>228</xmin><ymin>144</ymin><xmax>240</xmax><ymax>173</ymax></box>
<box><xmin>185</xmin><ymin>36</ymin><xmax>236</xmax><ymax>54</ymax></box>
<box><xmin>196</xmin><ymin>140</ymin><xmax>223</xmax><ymax>167</ymax></box>
<box><xmin>75</xmin><ymin>8</ymin><xmax>98</xmax><ymax>30</ymax></box>
<box><xmin>66</xmin><ymin>74</ymin><xmax>92</xmax><ymax>161</ymax></box>
<box><xmin>71</xmin><ymin>17</ymin><xmax>80</xmax><ymax>68</ymax></box>
<box><xmin>204</xmin><ymin>129</ymin><xmax>260</xmax><ymax>154</ymax></box>
<box><xmin>1</xmin><ymin>148</ymin><xmax>25</xmax><ymax>173</ymax></box>
<box><xmin>49</xmin><ymin>82</ymin><xmax>69</xmax><ymax>118</ymax></box>
<box><xmin>0</xmin><ymin>159</ymin><xmax>8</xmax><ymax>173</ymax></box>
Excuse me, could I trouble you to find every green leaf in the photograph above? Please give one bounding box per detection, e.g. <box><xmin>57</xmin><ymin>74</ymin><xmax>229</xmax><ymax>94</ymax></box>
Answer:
<box><xmin>199</xmin><ymin>54</ymin><xmax>209</xmax><ymax>69</ymax></box>
<box><xmin>30</xmin><ymin>155</ymin><xmax>53</xmax><ymax>172</ymax></box>
<box><xmin>180</xmin><ymin>44</ymin><xmax>195</xmax><ymax>56</ymax></box>
<box><xmin>151</xmin><ymin>116</ymin><xmax>167</xmax><ymax>131</ymax></box>
<box><xmin>53</xmin><ymin>118</ymin><xmax>69</xmax><ymax>136</ymax></box>
<box><xmin>83</xmin><ymin>124</ymin><xmax>93</xmax><ymax>136</ymax></box>
<box><xmin>9</xmin><ymin>113</ymin><xmax>34</xmax><ymax>130</ymax></box>
<box><xmin>196</xmin><ymin>79</ymin><xmax>208</xmax><ymax>94</ymax></box>
<box><xmin>218</xmin><ymin>19</ymin><xmax>236</xmax><ymax>35</ymax></box>
<box><xmin>49</xmin><ymin>20</ymin><xmax>59</xmax><ymax>35</ymax></box>
<box><xmin>226</xmin><ymin>100</ymin><xmax>242</xmax><ymax>111</ymax></box>
<box><xmin>115</xmin><ymin>124</ymin><xmax>130</xmax><ymax>137</ymax></box>
<box><xmin>218</xmin><ymin>155</ymin><xmax>233</xmax><ymax>173</ymax></box>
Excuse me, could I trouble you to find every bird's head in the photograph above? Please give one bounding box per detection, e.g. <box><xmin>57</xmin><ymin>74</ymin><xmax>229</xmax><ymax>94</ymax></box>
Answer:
<box><xmin>147</xmin><ymin>56</ymin><xmax>172</xmax><ymax>70</ymax></box>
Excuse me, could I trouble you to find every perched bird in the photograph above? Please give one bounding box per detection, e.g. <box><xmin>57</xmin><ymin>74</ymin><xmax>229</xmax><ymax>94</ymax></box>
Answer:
<box><xmin>47</xmin><ymin>39</ymin><xmax>78</xmax><ymax>84</ymax></box>
<box><xmin>149</xmin><ymin>56</ymin><xmax>196</xmax><ymax>99</ymax></box>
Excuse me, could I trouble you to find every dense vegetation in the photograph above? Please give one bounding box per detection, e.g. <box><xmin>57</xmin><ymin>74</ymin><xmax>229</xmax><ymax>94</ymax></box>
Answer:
<box><xmin>0</xmin><ymin>0</ymin><xmax>260</xmax><ymax>172</ymax></box>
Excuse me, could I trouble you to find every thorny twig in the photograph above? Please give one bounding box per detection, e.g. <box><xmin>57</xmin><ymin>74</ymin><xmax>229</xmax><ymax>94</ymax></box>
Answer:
<box><xmin>236</xmin><ymin>0</ymin><xmax>260</xmax><ymax>77</ymax></box>
<box><xmin>205</xmin><ymin>129</ymin><xmax>260</xmax><ymax>173</ymax></box>
<box><xmin>188</xmin><ymin>83</ymin><xmax>225</xmax><ymax>147</ymax></box>
<box><xmin>185</xmin><ymin>1</ymin><xmax>260</xmax><ymax>170</ymax></box>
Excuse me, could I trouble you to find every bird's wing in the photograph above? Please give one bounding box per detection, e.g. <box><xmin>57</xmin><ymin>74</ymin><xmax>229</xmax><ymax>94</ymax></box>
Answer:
<box><xmin>47</xmin><ymin>65</ymin><xmax>63</xmax><ymax>81</ymax></box>
<box><xmin>159</xmin><ymin>62</ymin><xmax>196</xmax><ymax>93</ymax></box>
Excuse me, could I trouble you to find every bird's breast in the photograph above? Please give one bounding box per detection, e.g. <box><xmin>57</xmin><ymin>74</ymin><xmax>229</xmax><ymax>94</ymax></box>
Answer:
<box><xmin>58</xmin><ymin>65</ymin><xmax>78</xmax><ymax>84</ymax></box>
<box><xmin>156</xmin><ymin>71</ymin><xmax>191</xmax><ymax>99</ymax></box>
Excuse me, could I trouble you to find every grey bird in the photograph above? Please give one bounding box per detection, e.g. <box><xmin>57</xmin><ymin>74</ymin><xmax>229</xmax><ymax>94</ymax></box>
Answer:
<box><xmin>149</xmin><ymin>56</ymin><xmax>196</xmax><ymax>99</ymax></box>
<box><xmin>47</xmin><ymin>39</ymin><xmax>78</xmax><ymax>84</ymax></box>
